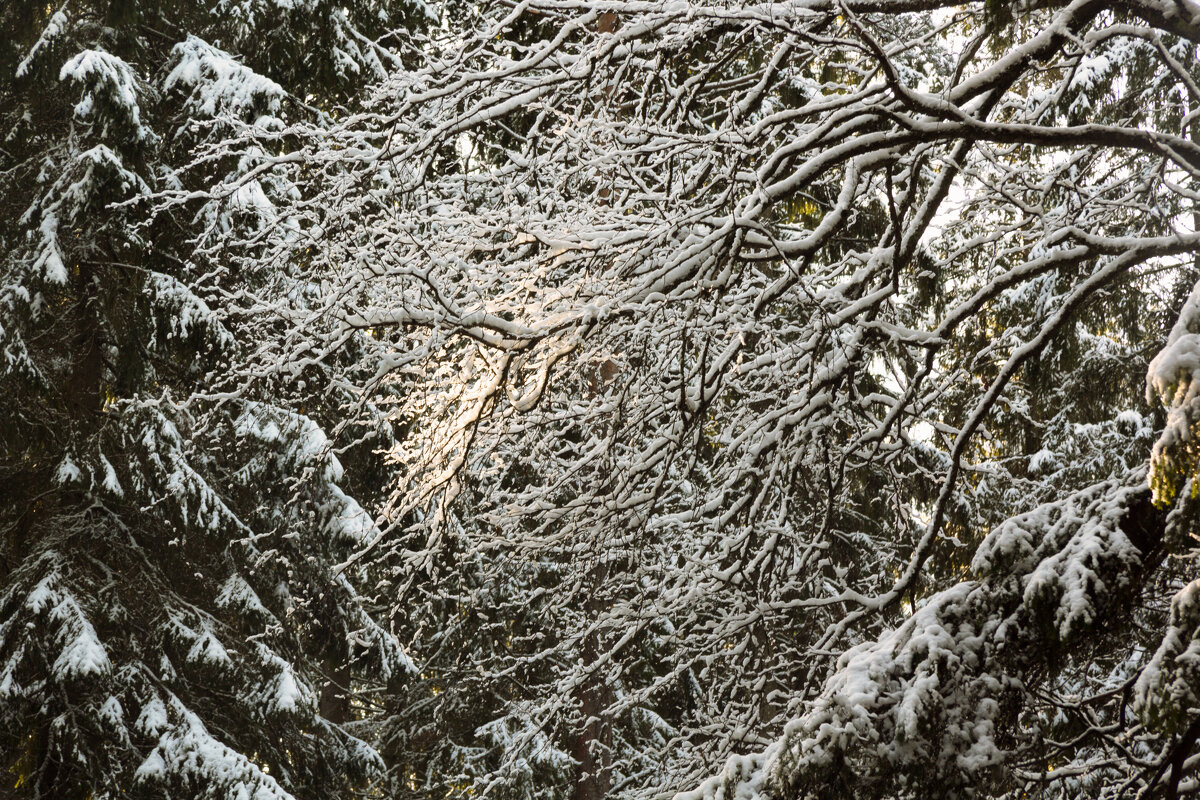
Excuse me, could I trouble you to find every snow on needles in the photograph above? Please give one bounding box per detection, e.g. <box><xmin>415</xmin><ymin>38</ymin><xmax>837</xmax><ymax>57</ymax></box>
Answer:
<box><xmin>1147</xmin><ymin>278</ymin><xmax>1200</xmax><ymax>504</ymax></box>
<box><xmin>60</xmin><ymin>49</ymin><xmax>152</xmax><ymax>142</ymax></box>
<box><xmin>136</xmin><ymin>697</ymin><xmax>295</xmax><ymax>800</ymax></box>
<box><xmin>681</xmin><ymin>476</ymin><xmax>1150</xmax><ymax>800</ymax></box>
<box><xmin>165</xmin><ymin>36</ymin><xmax>286</xmax><ymax>123</ymax></box>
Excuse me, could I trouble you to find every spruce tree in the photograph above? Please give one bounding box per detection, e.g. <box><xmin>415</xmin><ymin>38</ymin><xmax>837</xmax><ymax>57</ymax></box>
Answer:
<box><xmin>0</xmin><ymin>1</ymin><xmax>429</xmax><ymax>797</ymax></box>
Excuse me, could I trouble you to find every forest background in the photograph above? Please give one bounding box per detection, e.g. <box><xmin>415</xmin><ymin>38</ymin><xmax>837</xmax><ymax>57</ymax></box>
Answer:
<box><xmin>2</xmin><ymin>1</ymin><xmax>1200</xmax><ymax>799</ymax></box>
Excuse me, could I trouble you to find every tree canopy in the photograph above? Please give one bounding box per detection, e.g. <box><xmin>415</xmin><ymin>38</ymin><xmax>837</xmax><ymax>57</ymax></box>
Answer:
<box><xmin>3</xmin><ymin>1</ymin><xmax>1200</xmax><ymax>799</ymax></box>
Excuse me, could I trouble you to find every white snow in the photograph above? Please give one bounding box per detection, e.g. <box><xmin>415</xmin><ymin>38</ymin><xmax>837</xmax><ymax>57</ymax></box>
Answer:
<box><xmin>59</xmin><ymin>49</ymin><xmax>151</xmax><ymax>141</ymax></box>
<box><xmin>54</xmin><ymin>454</ymin><xmax>83</xmax><ymax>484</ymax></box>
<box><xmin>165</xmin><ymin>36</ymin><xmax>285</xmax><ymax>121</ymax></box>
